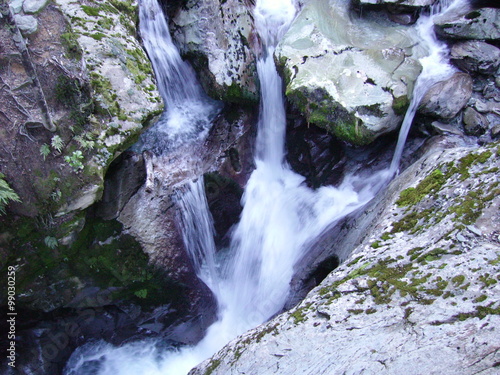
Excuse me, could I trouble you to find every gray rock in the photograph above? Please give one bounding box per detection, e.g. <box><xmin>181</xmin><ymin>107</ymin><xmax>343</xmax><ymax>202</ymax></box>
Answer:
<box><xmin>419</xmin><ymin>72</ymin><xmax>473</xmax><ymax>119</ymax></box>
<box><xmin>171</xmin><ymin>0</ymin><xmax>258</xmax><ymax>104</ymax></box>
<box><xmin>435</xmin><ymin>7</ymin><xmax>500</xmax><ymax>41</ymax></box>
<box><xmin>451</xmin><ymin>40</ymin><xmax>500</xmax><ymax>75</ymax></box>
<box><xmin>276</xmin><ymin>0</ymin><xmax>422</xmax><ymax>145</ymax></box>
<box><xmin>9</xmin><ymin>0</ymin><xmax>24</xmax><ymax>14</ymax></box>
<box><xmin>491</xmin><ymin>123</ymin><xmax>500</xmax><ymax>139</ymax></box>
<box><xmin>430</xmin><ymin>121</ymin><xmax>463</xmax><ymax>135</ymax></box>
<box><xmin>13</xmin><ymin>14</ymin><xmax>38</xmax><ymax>35</ymax></box>
<box><xmin>463</xmin><ymin>107</ymin><xmax>488</xmax><ymax>136</ymax></box>
<box><xmin>23</xmin><ymin>0</ymin><xmax>49</xmax><ymax>14</ymax></box>
<box><xmin>192</xmin><ymin>143</ymin><xmax>500</xmax><ymax>375</ymax></box>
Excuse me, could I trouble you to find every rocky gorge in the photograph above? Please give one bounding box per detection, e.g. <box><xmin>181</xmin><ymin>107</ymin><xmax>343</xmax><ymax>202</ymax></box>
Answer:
<box><xmin>0</xmin><ymin>0</ymin><xmax>499</xmax><ymax>374</ymax></box>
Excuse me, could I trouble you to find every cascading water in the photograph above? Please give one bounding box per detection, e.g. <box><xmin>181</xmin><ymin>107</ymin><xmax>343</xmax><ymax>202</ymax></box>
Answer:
<box><xmin>133</xmin><ymin>0</ymin><xmax>220</xmax><ymax>154</ymax></box>
<box><xmin>389</xmin><ymin>0</ymin><xmax>461</xmax><ymax>175</ymax></box>
<box><xmin>65</xmin><ymin>0</ymin><xmax>462</xmax><ymax>374</ymax></box>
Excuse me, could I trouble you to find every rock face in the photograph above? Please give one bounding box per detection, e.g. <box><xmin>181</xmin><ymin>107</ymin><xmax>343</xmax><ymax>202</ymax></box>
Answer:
<box><xmin>0</xmin><ymin>0</ymin><xmax>162</xmax><ymax>312</ymax></box>
<box><xmin>276</xmin><ymin>0</ymin><xmax>422</xmax><ymax>146</ymax></box>
<box><xmin>191</xmin><ymin>141</ymin><xmax>500</xmax><ymax>375</ymax></box>
<box><xmin>169</xmin><ymin>0</ymin><xmax>259</xmax><ymax>104</ymax></box>
<box><xmin>435</xmin><ymin>7</ymin><xmax>500</xmax><ymax>40</ymax></box>
<box><xmin>419</xmin><ymin>72</ymin><xmax>473</xmax><ymax>119</ymax></box>
<box><xmin>451</xmin><ymin>40</ymin><xmax>500</xmax><ymax>75</ymax></box>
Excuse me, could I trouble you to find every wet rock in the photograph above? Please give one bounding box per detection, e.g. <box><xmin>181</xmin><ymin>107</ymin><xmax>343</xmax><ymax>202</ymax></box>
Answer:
<box><xmin>170</xmin><ymin>0</ymin><xmax>258</xmax><ymax>104</ymax></box>
<box><xmin>192</xmin><ymin>142</ymin><xmax>500</xmax><ymax>375</ymax></box>
<box><xmin>419</xmin><ymin>72</ymin><xmax>473</xmax><ymax>119</ymax></box>
<box><xmin>451</xmin><ymin>40</ymin><xmax>500</xmax><ymax>75</ymax></box>
<box><xmin>463</xmin><ymin>107</ymin><xmax>488</xmax><ymax>136</ymax></box>
<box><xmin>276</xmin><ymin>0</ymin><xmax>422</xmax><ymax>146</ymax></box>
<box><xmin>435</xmin><ymin>7</ymin><xmax>500</xmax><ymax>41</ymax></box>
<box><xmin>13</xmin><ymin>14</ymin><xmax>37</xmax><ymax>34</ymax></box>
<box><xmin>9</xmin><ymin>0</ymin><xmax>24</xmax><ymax>14</ymax></box>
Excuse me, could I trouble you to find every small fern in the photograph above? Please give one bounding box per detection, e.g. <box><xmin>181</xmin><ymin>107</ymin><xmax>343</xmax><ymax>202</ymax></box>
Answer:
<box><xmin>51</xmin><ymin>135</ymin><xmax>64</xmax><ymax>153</ymax></box>
<box><xmin>0</xmin><ymin>173</ymin><xmax>21</xmax><ymax>215</ymax></box>
<box><xmin>44</xmin><ymin>236</ymin><xmax>58</xmax><ymax>249</ymax></box>
<box><xmin>40</xmin><ymin>143</ymin><xmax>51</xmax><ymax>160</ymax></box>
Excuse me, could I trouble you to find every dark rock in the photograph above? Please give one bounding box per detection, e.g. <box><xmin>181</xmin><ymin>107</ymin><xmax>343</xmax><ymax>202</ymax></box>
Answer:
<box><xmin>95</xmin><ymin>151</ymin><xmax>146</xmax><ymax>220</ymax></box>
<box><xmin>451</xmin><ymin>41</ymin><xmax>500</xmax><ymax>75</ymax></box>
<box><xmin>419</xmin><ymin>72</ymin><xmax>473</xmax><ymax>119</ymax></box>
<box><xmin>388</xmin><ymin>12</ymin><xmax>418</xmax><ymax>25</ymax></box>
<box><xmin>463</xmin><ymin>107</ymin><xmax>488</xmax><ymax>135</ymax></box>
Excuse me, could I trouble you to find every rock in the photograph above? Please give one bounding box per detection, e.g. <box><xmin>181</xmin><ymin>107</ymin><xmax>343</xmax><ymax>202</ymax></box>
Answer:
<box><xmin>191</xmin><ymin>143</ymin><xmax>500</xmax><ymax>375</ymax></box>
<box><xmin>95</xmin><ymin>151</ymin><xmax>147</xmax><ymax>220</ymax></box>
<box><xmin>23</xmin><ymin>0</ymin><xmax>50</xmax><ymax>14</ymax></box>
<box><xmin>170</xmin><ymin>0</ymin><xmax>258</xmax><ymax>104</ymax></box>
<box><xmin>491</xmin><ymin>123</ymin><xmax>500</xmax><ymax>138</ymax></box>
<box><xmin>435</xmin><ymin>7</ymin><xmax>500</xmax><ymax>41</ymax></box>
<box><xmin>419</xmin><ymin>72</ymin><xmax>473</xmax><ymax>119</ymax></box>
<box><xmin>13</xmin><ymin>14</ymin><xmax>38</xmax><ymax>34</ymax></box>
<box><xmin>276</xmin><ymin>0</ymin><xmax>422</xmax><ymax>146</ymax></box>
<box><xmin>9</xmin><ymin>0</ymin><xmax>24</xmax><ymax>14</ymax></box>
<box><xmin>429</xmin><ymin>121</ymin><xmax>463</xmax><ymax>136</ymax></box>
<box><xmin>451</xmin><ymin>41</ymin><xmax>500</xmax><ymax>75</ymax></box>
<box><xmin>463</xmin><ymin>107</ymin><xmax>488</xmax><ymax>135</ymax></box>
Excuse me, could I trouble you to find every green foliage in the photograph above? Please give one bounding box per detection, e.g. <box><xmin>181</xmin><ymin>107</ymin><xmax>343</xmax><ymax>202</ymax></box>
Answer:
<box><xmin>44</xmin><ymin>236</ymin><xmax>58</xmax><ymax>249</ymax></box>
<box><xmin>40</xmin><ymin>143</ymin><xmax>51</xmax><ymax>159</ymax></box>
<box><xmin>51</xmin><ymin>135</ymin><xmax>64</xmax><ymax>153</ymax></box>
<box><xmin>64</xmin><ymin>150</ymin><xmax>84</xmax><ymax>171</ymax></box>
<box><xmin>0</xmin><ymin>173</ymin><xmax>21</xmax><ymax>214</ymax></box>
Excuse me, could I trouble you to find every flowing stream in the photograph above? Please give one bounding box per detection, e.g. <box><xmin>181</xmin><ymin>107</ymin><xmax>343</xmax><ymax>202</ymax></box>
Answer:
<box><xmin>65</xmin><ymin>0</ymin><xmax>460</xmax><ymax>374</ymax></box>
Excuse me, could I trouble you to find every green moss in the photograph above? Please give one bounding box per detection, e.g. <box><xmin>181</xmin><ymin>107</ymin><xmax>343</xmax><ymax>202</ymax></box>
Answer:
<box><xmin>90</xmin><ymin>32</ymin><xmax>106</xmax><ymax>41</ymax></box>
<box><xmin>347</xmin><ymin>256</ymin><xmax>363</xmax><ymax>267</ymax></box>
<box><xmin>370</xmin><ymin>241</ymin><xmax>381</xmax><ymax>249</ymax></box>
<box><xmin>449</xmin><ymin>190</ymin><xmax>485</xmax><ymax>225</ymax></box>
<box><xmin>365</xmin><ymin>308</ymin><xmax>377</xmax><ymax>314</ymax></box>
<box><xmin>451</xmin><ymin>275</ymin><xmax>466</xmax><ymax>286</ymax></box>
<box><xmin>479</xmin><ymin>274</ymin><xmax>498</xmax><ymax>288</ymax></box>
<box><xmin>61</xmin><ymin>31</ymin><xmax>82</xmax><ymax>59</ymax></box>
<box><xmin>416</xmin><ymin>248</ymin><xmax>448</xmax><ymax>263</ymax></box>
<box><xmin>474</xmin><ymin>295</ymin><xmax>488</xmax><ymax>303</ymax></box>
<box><xmin>380</xmin><ymin>232</ymin><xmax>392</xmax><ymax>241</ymax></box>
<box><xmin>396</xmin><ymin>169</ymin><xmax>446</xmax><ymax>207</ymax></box>
<box><xmin>391</xmin><ymin>209</ymin><xmax>434</xmax><ymax>234</ymax></box>
<box><xmin>204</xmin><ymin>359</ymin><xmax>221</xmax><ymax>375</ymax></box>
<box><xmin>348</xmin><ymin>309</ymin><xmax>364</xmax><ymax>315</ymax></box>
<box><xmin>392</xmin><ymin>95</ymin><xmax>409</xmax><ymax>116</ymax></box>
<box><xmin>290</xmin><ymin>303</ymin><xmax>311</xmax><ymax>324</ymax></box>
<box><xmin>82</xmin><ymin>5</ymin><xmax>101</xmax><ymax>17</ymax></box>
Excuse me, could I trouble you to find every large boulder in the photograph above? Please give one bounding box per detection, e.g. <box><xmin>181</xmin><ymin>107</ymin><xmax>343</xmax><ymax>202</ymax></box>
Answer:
<box><xmin>435</xmin><ymin>7</ymin><xmax>500</xmax><ymax>41</ymax></box>
<box><xmin>450</xmin><ymin>40</ymin><xmax>500</xmax><ymax>75</ymax></box>
<box><xmin>418</xmin><ymin>72</ymin><xmax>473</xmax><ymax>119</ymax></box>
<box><xmin>276</xmin><ymin>0</ymin><xmax>422</xmax><ymax>146</ymax></box>
<box><xmin>191</xmin><ymin>142</ymin><xmax>500</xmax><ymax>375</ymax></box>
<box><xmin>170</xmin><ymin>0</ymin><xmax>259</xmax><ymax>104</ymax></box>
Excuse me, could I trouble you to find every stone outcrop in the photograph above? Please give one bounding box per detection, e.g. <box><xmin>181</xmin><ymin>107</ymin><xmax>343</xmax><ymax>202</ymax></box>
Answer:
<box><xmin>0</xmin><ymin>0</ymin><xmax>162</xmax><ymax>312</ymax></box>
<box><xmin>191</xmin><ymin>140</ymin><xmax>500</xmax><ymax>375</ymax></box>
<box><xmin>450</xmin><ymin>40</ymin><xmax>500</xmax><ymax>75</ymax></box>
<box><xmin>418</xmin><ymin>72</ymin><xmax>473</xmax><ymax>119</ymax></box>
<box><xmin>435</xmin><ymin>7</ymin><xmax>500</xmax><ymax>40</ymax></box>
<box><xmin>169</xmin><ymin>0</ymin><xmax>259</xmax><ymax>104</ymax></box>
<box><xmin>276</xmin><ymin>0</ymin><xmax>422</xmax><ymax>146</ymax></box>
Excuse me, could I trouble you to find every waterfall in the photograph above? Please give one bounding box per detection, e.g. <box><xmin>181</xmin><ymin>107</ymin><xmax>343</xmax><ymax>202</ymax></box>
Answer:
<box><xmin>389</xmin><ymin>0</ymin><xmax>462</xmax><ymax>175</ymax></box>
<box><xmin>132</xmin><ymin>0</ymin><xmax>220</xmax><ymax>154</ymax></box>
<box><xmin>64</xmin><ymin>0</ymin><xmax>461</xmax><ymax>374</ymax></box>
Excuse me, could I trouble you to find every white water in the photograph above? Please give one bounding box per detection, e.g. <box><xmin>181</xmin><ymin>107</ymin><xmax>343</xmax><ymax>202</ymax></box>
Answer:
<box><xmin>389</xmin><ymin>0</ymin><xmax>461</xmax><ymax>175</ymax></box>
<box><xmin>133</xmin><ymin>0</ymin><xmax>220</xmax><ymax>153</ymax></box>
<box><xmin>65</xmin><ymin>0</ymin><xmax>460</xmax><ymax>374</ymax></box>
